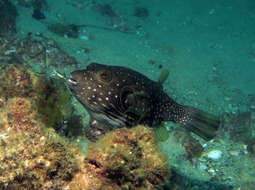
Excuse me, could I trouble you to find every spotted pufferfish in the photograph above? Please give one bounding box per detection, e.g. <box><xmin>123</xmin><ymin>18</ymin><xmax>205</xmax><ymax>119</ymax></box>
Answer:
<box><xmin>67</xmin><ymin>62</ymin><xmax>219</xmax><ymax>142</ymax></box>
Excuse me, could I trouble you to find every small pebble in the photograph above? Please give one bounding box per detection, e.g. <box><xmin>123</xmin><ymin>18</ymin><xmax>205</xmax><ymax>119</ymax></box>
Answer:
<box><xmin>199</xmin><ymin>163</ymin><xmax>207</xmax><ymax>170</ymax></box>
<box><xmin>40</xmin><ymin>136</ymin><xmax>45</xmax><ymax>141</ymax></box>
<box><xmin>224</xmin><ymin>97</ymin><xmax>231</xmax><ymax>101</ymax></box>
<box><xmin>207</xmin><ymin>150</ymin><xmax>222</xmax><ymax>160</ymax></box>
<box><xmin>79</xmin><ymin>34</ymin><xmax>89</xmax><ymax>40</ymax></box>
<box><xmin>208</xmin><ymin>168</ymin><xmax>216</xmax><ymax>175</ymax></box>
<box><xmin>229</xmin><ymin>150</ymin><xmax>239</xmax><ymax>156</ymax></box>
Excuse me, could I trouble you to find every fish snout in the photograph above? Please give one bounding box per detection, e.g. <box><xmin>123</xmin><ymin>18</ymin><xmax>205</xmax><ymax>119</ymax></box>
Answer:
<box><xmin>68</xmin><ymin>70</ymin><xmax>85</xmax><ymax>86</ymax></box>
<box><xmin>67</xmin><ymin>77</ymin><xmax>78</xmax><ymax>86</ymax></box>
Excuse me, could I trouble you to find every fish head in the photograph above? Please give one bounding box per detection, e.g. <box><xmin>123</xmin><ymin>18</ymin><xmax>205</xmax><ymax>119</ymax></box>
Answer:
<box><xmin>68</xmin><ymin>63</ymin><xmax>114</xmax><ymax>110</ymax></box>
<box><xmin>68</xmin><ymin>62</ymin><xmax>154</xmax><ymax>127</ymax></box>
<box><xmin>68</xmin><ymin>62</ymin><xmax>130</xmax><ymax>127</ymax></box>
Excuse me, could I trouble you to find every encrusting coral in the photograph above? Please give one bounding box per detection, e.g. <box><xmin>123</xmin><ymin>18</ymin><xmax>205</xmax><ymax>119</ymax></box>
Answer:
<box><xmin>0</xmin><ymin>64</ymin><xmax>170</xmax><ymax>189</ymax></box>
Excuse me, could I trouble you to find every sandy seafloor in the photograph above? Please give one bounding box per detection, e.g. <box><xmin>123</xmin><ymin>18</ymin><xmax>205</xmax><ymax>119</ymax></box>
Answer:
<box><xmin>11</xmin><ymin>0</ymin><xmax>255</xmax><ymax>189</ymax></box>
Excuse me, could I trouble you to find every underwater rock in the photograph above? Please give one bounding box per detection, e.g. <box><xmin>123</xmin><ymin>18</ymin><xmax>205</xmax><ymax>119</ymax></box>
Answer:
<box><xmin>67</xmin><ymin>125</ymin><xmax>170</xmax><ymax>190</ymax></box>
<box><xmin>32</xmin><ymin>9</ymin><xmax>46</xmax><ymax>20</ymax></box>
<box><xmin>0</xmin><ymin>96</ymin><xmax>80</xmax><ymax>189</ymax></box>
<box><xmin>47</xmin><ymin>23</ymin><xmax>80</xmax><ymax>38</ymax></box>
<box><xmin>93</xmin><ymin>3</ymin><xmax>117</xmax><ymax>17</ymax></box>
<box><xmin>173</xmin><ymin>128</ymin><xmax>204</xmax><ymax>161</ymax></box>
<box><xmin>0</xmin><ymin>0</ymin><xmax>18</xmax><ymax>36</ymax></box>
<box><xmin>221</xmin><ymin>111</ymin><xmax>255</xmax><ymax>144</ymax></box>
<box><xmin>0</xmin><ymin>64</ymin><xmax>73</xmax><ymax>130</ymax></box>
<box><xmin>0</xmin><ymin>64</ymin><xmax>44</xmax><ymax>98</ymax></box>
<box><xmin>134</xmin><ymin>7</ymin><xmax>149</xmax><ymax>19</ymax></box>
<box><xmin>91</xmin><ymin>2</ymin><xmax>135</xmax><ymax>34</ymax></box>
<box><xmin>0</xmin><ymin>63</ymin><xmax>170</xmax><ymax>189</ymax></box>
<box><xmin>0</xmin><ymin>35</ymin><xmax>79</xmax><ymax>70</ymax></box>
<box><xmin>207</xmin><ymin>150</ymin><xmax>223</xmax><ymax>161</ymax></box>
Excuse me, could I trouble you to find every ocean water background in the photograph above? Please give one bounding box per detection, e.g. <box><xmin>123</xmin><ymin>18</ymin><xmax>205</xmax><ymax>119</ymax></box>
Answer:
<box><xmin>3</xmin><ymin>0</ymin><xmax>255</xmax><ymax>189</ymax></box>
<box><xmin>16</xmin><ymin>0</ymin><xmax>255</xmax><ymax>111</ymax></box>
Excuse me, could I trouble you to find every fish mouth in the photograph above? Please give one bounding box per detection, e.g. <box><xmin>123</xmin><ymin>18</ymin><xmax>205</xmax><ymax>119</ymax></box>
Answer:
<box><xmin>67</xmin><ymin>77</ymin><xmax>78</xmax><ymax>86</ymax></box>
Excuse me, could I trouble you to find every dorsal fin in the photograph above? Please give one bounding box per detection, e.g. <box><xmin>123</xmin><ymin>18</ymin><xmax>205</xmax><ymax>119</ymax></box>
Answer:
<box><xmin>158</xmin><ymin>69</ymin><xmax>169</xmax><ymax>85</ymax></box>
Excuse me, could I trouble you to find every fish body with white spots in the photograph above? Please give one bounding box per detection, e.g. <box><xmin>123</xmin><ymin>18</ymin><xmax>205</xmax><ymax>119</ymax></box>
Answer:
<box><xmin>68</xmin><ymin>63</ymin><xmax>219</xmax><ymax>142</ymax></box>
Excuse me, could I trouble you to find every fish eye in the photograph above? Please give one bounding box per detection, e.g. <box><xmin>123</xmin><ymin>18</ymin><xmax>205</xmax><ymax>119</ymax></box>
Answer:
<box><xmin>97</xmin><ymin>70</ymin><xmax>112</xmax><ymax>82</ymax></box>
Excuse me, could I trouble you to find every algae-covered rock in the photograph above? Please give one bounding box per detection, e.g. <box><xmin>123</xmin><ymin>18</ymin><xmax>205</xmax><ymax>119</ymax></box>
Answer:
<box><xmin>68</xmin><ymin>125</ymin><xmax>170</xmax><ymax>190</ymax></box>
<box><xmin>0</xmin><ymin>97</ymin><xmax>80</xmax><ymax>190</ymax></box>
<box><xmin>0</xmin><ymin>64</ymin><xmax>73</xmax><ymax>129</ymax></box>
<box><xmin>0</xmin><ymin>50</ymin><xmax>170</xmax><ymax>190</ymax></box>
<box><xmin>0</xmin><ymin>64</ymin><xmax>44</xmax><ymax>98</ymax></box>
<box><xmin>36</xmin><ymin>78</ymin><xmax>73</xmax><ymax>129</ymax></box>
<box><xmin>0</xmin><ymin>90</ymin><xmax>170</xmax><ymax>189</ymax></box>
<box><xmin>0</xmin><ymin>64</ymin><xmax>83</xmax><ymax>189</ymax></box>
<box><xmin>0</xmin><ymin>36</ymin><xmax>79</xmax><ymax>71</ymax></box>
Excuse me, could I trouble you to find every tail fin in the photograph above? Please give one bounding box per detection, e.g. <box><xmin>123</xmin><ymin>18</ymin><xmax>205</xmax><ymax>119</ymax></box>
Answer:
<box><xmin>178</xmin><ymin>106</ymin><xmax>220</xmax><ymax>140</ymax></box>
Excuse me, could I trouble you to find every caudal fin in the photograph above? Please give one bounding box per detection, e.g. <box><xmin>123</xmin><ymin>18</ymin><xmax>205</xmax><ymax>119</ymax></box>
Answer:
<box><xmin>179</xmin><ymin>106</ymin><xmax>220</xmax><ymax>140</ymax></box>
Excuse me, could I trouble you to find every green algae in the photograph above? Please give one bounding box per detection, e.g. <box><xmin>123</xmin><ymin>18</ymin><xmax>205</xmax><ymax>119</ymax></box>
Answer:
<box><xmin>154</xmin><ymin>122</ymin><xmax>169</xmax><ymax>142</ymax></box>
<box><xmin>37</xmin><ymin>78</ymin><xmax>73</xmax><ymax>129</ymax></box>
